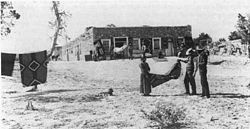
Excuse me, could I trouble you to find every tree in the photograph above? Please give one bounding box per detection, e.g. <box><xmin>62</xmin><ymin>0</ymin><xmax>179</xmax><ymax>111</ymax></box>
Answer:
<box><xmin>1</xmin><ymin>1</ymin><xmax>20</xmax><ymax>37</ymax></box>
<box><xmin>236</xmin><ymin>13</ymin><xmax>250</xmax><ymax>58</ymax></box>
<box><xmin>228</xmin><ymin>31</ymin><xmax>242</xmax><ymax>41</ymax></box>
<box><xmin>194</xmin><ymin>33</ymin><xmax>212</xmax><ymax>48</ymax></box>
<box><xmin>219</xmin><ymin>38</ymin><xmax>226</xmax><ymax>42</ymax></box>
<box><xmin>85</xmin><ymin>26</ymin><xmax>93</xmax><ymax>32</ymax></box>
<box><xmin>48</xmin><ymin>1</ymin><xmax>70</xmax><ymax>58</ymax></box>
<box><xmin>236</xmin><ymin>13</ymin><xmax>249</xmax><ymax>43</ymax></box>
<box><xmin>106</xmin><ymin>24</ymin><xmax>116</xmax><ymax>28</ymax></box>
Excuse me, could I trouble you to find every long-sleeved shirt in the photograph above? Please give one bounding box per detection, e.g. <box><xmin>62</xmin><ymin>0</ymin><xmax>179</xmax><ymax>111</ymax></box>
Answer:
<box><xmin>181</xmin><ymin>55</ymin><xmax>195</xmax><ymax>71</ymax></box>
<box><xmin>198</xmin><ymin>51</ymin><xmax>208</xmax><ymax>71</ymax></box>
<box><xmin>139</xmin><ymin>62</ymin><xmax>150</xmax><ymax>74</ymax></box>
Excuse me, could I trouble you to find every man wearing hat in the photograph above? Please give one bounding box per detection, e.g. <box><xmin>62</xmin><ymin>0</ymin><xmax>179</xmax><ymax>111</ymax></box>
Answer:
<box><xmin>178</xmin><ymin>48</ymin><xmax>197</xmax><ymax>95</ymax></box>
<box><xmin>195</xmin><ymin>46</ymin><xmax>210</xmax><ymax>98</ymax></box>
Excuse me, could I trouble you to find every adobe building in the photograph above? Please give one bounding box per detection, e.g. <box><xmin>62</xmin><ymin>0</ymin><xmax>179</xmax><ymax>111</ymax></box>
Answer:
<box><xmin>62</xmin><ymin>25</ymin><xmax>193</xmax><ymax>61</ymax></box>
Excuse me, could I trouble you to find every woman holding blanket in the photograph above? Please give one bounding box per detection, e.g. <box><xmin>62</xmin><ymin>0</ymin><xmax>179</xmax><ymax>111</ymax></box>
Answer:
<box><xmin>139</xmin><ymin>55</ymin><xmax>151</xmax><ymax>96</ymax></box>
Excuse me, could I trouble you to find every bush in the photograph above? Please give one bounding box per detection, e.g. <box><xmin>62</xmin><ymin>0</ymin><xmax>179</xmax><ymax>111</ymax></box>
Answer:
<box><xmin>141</xmin><ymin>102</ymin><xmax>187</xmax><ymax>129</ymax></box>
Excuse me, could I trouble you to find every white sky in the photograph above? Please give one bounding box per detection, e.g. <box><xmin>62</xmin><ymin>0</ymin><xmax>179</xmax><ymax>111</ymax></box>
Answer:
<box><xmin>1</xmin><ymin>0</ymin><xmax>250</xmax><ymax>53</ymax></box>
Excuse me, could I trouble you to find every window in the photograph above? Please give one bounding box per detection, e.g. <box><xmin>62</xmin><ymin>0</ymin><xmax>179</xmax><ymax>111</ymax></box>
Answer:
<box><xmin>152</xmin><ymin>38</ymin><xmax>161</xmax><ymax>50</ymax></box>
<box><xmin>132</xmin><ymin>38</ymin><xmax>140</xmax><ymax>50</ymax></box>
<box><xmin>161</xmin><ymin>37</ymin><xmax>169</xmax><ymax>49</ymax></box>
<box><xmin>114</xmin><ymin>37</ymin><xmax>128</xmax><ymax>48</ymax></box>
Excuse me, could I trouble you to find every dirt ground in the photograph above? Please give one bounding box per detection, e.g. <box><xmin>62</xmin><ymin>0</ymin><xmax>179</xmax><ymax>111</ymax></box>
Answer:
<box><xmin>1</xmin><ymin>55</ymin><xmax>250</xmax><ymax>129</ymax></box>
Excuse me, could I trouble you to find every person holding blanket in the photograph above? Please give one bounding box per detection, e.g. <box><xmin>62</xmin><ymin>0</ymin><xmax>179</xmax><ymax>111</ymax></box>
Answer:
<box><xmin>139</xmin><ymin>55</ymin><xmax>151</xmax><ymax>96</ymax></box>
<box><xmin>139</xmin><ymin>55</ymin><xmax>182</xmax><ymax>96</ymax></box>
<box><xmin>178</xmin><ymin>48</ymin><xmax>197</xmax><ymax>95</ymax></box>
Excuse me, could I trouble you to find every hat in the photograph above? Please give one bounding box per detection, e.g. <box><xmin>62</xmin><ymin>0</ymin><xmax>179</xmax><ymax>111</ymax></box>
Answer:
<box><xmin>196</xmin><ymin>45</ymin><xmax>205</xmax><ymax>54</ymax></box>
<box><xmin>186</xmin><ymin>48</ymin><xmax>194</xmax><ymax>55</ymax></box>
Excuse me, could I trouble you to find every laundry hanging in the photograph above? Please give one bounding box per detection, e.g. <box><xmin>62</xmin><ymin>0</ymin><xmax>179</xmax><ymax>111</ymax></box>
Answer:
<box><xmin>19</xmin><ymin>50</ymin><xmax>48</xmax><ymax>87</ymax></box>
<box><xmin>1</xmin><ymin>53</ymin><xmax>16</xmax><ymax>76</ymax></box>
<box><xmin>150</xmin><ymin>61</ymin><xmax>182</xmax><ymax>88</ymax></box>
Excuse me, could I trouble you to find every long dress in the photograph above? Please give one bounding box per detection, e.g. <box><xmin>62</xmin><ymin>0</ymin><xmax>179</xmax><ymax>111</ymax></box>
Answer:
<box><xmin>139</xmin><ymin>62</ymin><xmax>151</xmax><ymax>95</ymax></box>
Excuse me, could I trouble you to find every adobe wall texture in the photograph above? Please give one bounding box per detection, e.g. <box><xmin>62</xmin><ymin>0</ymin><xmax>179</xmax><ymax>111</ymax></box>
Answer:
<box><xmin>93</xmin><ymin>25</ymin><xmax>192</xmax><ymax>41</ymax></box>
<box><xmin>62</xmin><ymin>25</ymin><xmax>192</xmax><ymax>61</ymax></box>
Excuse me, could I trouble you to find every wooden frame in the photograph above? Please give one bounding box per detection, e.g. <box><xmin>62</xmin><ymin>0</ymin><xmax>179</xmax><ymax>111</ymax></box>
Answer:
<box><xmin>101</xmin><ymin>39</ymin><xmax>111</xmax><ymax>52</ymax></box>
<box><xmin>152</xmin><ymin>37</ymin><xmax>162</xmax><ymax>50</ymax></box>
<box><xmin>132</xmin><ymin>38</ymin><xmax>141</xmax><ymax>50</ymax></box>
<box><xmin>113</xmin><ymin>37</ymin><xmax>128</xmax><ymax>48</ymax></box>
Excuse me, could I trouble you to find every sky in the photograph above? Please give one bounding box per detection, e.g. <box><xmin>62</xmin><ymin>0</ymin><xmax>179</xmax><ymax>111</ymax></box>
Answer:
<box><xmin>1</xmin><ymin>0</ymin><xmax>250</xmax><ymax>53</ymax></box>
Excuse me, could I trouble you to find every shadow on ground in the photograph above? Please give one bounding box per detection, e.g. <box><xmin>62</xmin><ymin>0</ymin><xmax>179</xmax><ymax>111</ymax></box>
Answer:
<box><xmin>211</xmin><ymin>93</ymin><xmax>250</xmax><ymax>98</ymax></box>
<box><xmin>14</xmin><ymin>89</ymin><xmax>81</xmax><ymax>98</ymax></box>
<box><xmin>209</xmin><ymin>60</ymin><xmax>226</xmax><ymax>65</ymax></box>
<box><xmin>160</xmin><ymin>93</ymin><xmax>250</xmax><ymax>99</ymax></box>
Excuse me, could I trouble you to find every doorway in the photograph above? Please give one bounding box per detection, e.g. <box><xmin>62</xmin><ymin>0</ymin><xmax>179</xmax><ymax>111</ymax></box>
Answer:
<box><xmin>166</xmin><ymin>38</ymin><xmax>174</xmax><ymax>56</ymax></box>
<box><xmin>141</xmin><ymin>38</ymin><xmax>152</xmax><ymax>54</ymax></box>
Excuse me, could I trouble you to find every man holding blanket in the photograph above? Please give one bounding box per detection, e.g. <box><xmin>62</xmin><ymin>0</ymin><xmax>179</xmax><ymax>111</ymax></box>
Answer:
<box><xmin>178</xmin><ymin>48</ymin><xmax>197</xmax><ymax>95</ymax></box>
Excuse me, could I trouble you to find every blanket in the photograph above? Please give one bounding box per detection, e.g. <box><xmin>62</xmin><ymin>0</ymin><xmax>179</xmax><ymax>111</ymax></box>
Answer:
<box><xmin>113</xmin><ymin>45</ymin><xmax>128</xmax><ymax>54</ymax></box>
<box><xmin>150</xmin><ymin>61</ymin><xmax>181</xmax><ymax>88</ymax></box>
<box><xmin>19</xmin><ymin>51</ymin><xmax>48</xmax><ymax>87</ymax></box>
<box><xmin>1</xmin><ymin>53</ymin><xmax>16</xmax><ymax>76</ymax></box>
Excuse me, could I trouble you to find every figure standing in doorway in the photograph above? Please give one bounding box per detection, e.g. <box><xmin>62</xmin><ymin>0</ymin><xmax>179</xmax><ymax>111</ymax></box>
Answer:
<box><xmin>128</xmin><ymin>42</ymin><xmax>134</xmax><ymax>60</ymax></box>
<box><xmin>141</xmin><ymin>42</ymin><xmax>146</xmax><ymax>57</ymax></box>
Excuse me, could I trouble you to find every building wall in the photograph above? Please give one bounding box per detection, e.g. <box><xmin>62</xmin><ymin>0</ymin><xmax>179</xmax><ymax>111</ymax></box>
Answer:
<box><xmin>93</xmin><ymin>25</ymin><xmax>192</xmax><ymax>57</ymax></box>
<box><xmin>62</xmin><ymin>25</ymin><xmax>192</xmax><ymax>61</ymax></box>
<box><xmin>93</xmin><ymin>25</ymin><xmax>192</xmax><ymax>41</ymax></box>
<box><xmin>62</xmin><ymin>29</ymin><xmax>94</xmax><ymax>61</ymax></box>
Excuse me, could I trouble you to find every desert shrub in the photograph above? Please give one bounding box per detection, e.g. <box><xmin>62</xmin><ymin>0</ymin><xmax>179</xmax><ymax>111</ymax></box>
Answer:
<box><xmin>141</xmin><ymin>102</ymin><xmax>187</xmax><ymax>129</ymax></box>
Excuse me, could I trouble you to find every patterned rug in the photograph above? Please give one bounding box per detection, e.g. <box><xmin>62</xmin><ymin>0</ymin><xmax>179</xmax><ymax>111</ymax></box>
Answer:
<box><xmin>1</xmin><ymin>53</ymin><xmax>16</xmax><ymax>76</ymax></box>
<box><xmin>19</xmin><ymin>51</ymin><xmax>48</xmax><ymax>87</ymax></box>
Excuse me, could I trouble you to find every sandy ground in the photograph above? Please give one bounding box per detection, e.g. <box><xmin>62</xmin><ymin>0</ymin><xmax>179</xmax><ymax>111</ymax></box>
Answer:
<box><xmin>1</xmin><ymin>55</ymin><xmax>250</xmax><ymax>129</ymax></box>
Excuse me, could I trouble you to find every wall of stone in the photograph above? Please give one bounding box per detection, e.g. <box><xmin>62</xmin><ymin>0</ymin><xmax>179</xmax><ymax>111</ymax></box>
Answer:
<box><xmin>92</xmin><ymin>25</ymin><xmax>192</xmax><ymax>57</ymax></box>
<box><xmin>93</xmin><ymin>25</ymin><xmax>192</xmax><ymax>41</ymax></box>
<box><xmin>62</xmin><ymin>25</ymin><xmax>193</xmax><ymax>61</ymax></box>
